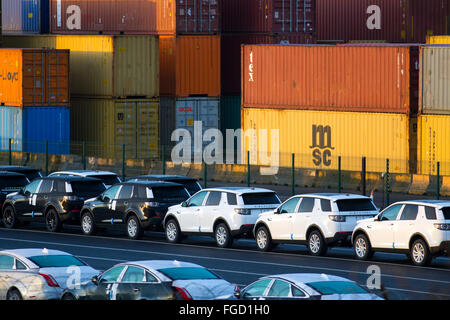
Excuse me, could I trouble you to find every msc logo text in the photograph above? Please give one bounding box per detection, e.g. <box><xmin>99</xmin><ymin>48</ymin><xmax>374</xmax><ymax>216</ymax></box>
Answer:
<box><xmin>310</xmin><ymin>125</ymin><xmax>334</xmax><ymax>167</ymax></box>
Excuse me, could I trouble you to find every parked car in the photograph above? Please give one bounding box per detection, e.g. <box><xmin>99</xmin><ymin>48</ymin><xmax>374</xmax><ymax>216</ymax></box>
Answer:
<box><xmin>79</xmin><ymin>181</ymin><xmax>190</xmax><ymax>239</ymax></box>
<box><xmin>128</xmin><ymin>175</ymin><xmax>202</xmax><ymax>196</ymax></box>
<box><xmin>352</xmin><ymin>200</ymin><xmax>450</xmax><ymax>266</ymax></box>
<box><xmin>0</xmin><ymin>248</ymin><xmax>98</xmax><ymax>300</ymax></box>
<box><xmin>48</xmin><ymin>170</ymin><xmax>121</xmax><ymax>188</ymax></box>
<box><xmin>2</xmin><ymin>176</ymin><xmax>106</xmax><ymax>232</ymax></box>
<box><xmin>61</xmin><ymin>260</ymin><xmax>235</xmax><ymax>300</ymax></box>
<box><xmin>254</xmin><ymin>193</ymin><xmax>379</xmax><ymax>255</ymax></box>
<box><xmin>0</xmin><ymin>172</ymin><xmax>30</xmax><ymax>221</ymax></box>
<box><xmin>164</xmin><ymin>187</ymin><xmax>282</xmax><ymax>247</ymax></box>
<box><xmin>0</xmin><ymin>166</ymin><xmax>42</xmax><ymax>181</ymax></box>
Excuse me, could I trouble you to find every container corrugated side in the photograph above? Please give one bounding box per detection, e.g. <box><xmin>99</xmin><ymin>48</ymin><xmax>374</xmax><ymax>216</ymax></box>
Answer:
<box><xmin>0</xmin><ymin>106</ymin><xmax>23</xmax><ymax>152</ymax></box>
<box><xmin>241</xmin><ymin>44</ymin><xmax>418</xmax><ymax>114</ymax></box>
<box><xmin>426</xmin><ymin>36</ymin><xmax>450</xmax><ymax>44</ymax></box>
<box><xmin>2</xmin><ymin>0</ymin><xmax>49</xmax><ymax>34</ymax></box>
<box><xmin>241</xmin><ymin>108</ymin><xmax>412</xmax><ymax>173</ymax></box>
<box><xmin>417</xmin><ymin>115</ymin><xmax>450</xmax><ymax>176</ymax></box>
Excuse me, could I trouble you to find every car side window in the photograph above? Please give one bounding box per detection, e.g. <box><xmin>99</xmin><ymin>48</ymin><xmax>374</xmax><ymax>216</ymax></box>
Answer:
<box><xmin>38</xmin><ymin>180</ymin><xmax>53</xmax><ymax>194</ymax></box>
<box><xmin>145</xmin><ymin>271</ymin><xmax>158</xmax><ymax>283</ymax></box>
<box><xmin>243</xmin><ymin>279</ymin><xmax>272</xmax><ymax>298</ymax></box>
<box><xmin>320</xmin><ymin>199</ymin><xmax>332</xmax><ymax>212</ymax></box>
<box><xmin>134</xmin><ymin>186</ymin><xmax>147</xmax><ymax>199</ymax></box>
<box><xmin>292</xmin><ymin>286</ymin><xmax>306</xmax><ymax>297</ymax></box>
<box><xmin>121</xmin><ymin>266</ymin><xmax>147</xmax><ymax>283</ymax></box>
<box><xmin>379</xmin><ymin>205</ymin><xmax>403</xmax><ymax>221</ymax></box>
<box><xmin>188</xmin><ymin>191</ymin><xmax>208</xmax><ymax>207</ymax></box>
<box><xmin>24</xmin><ymin>180</ymin><xmax>41</xmax><ymax>195</ymax></box>
<box><xmin>227</xmin><ymin>193</ymin><xmax>237</xmax><ymax>205</ymax></box>
<box><xmin>52</xmin><ymin>180</ymin><xmax>66</xmax><ymax>193</ymax></box>
<box><xmin>100</xmin><ymin>266</ymin><xmax>126</xmax><ymax>283</ymax></box>
<box><xmin>267</xmin><ymin>280</ymin><xmax>291</xmax><ymax>297</ymax></box>
<box><xmin>102</xmin><ymin>185</ymin><xmax>121</xmax><ymax>201</ymax></box>
<box><xmin>298</xmin><ymin>198</ymin><xmax>315</xmax><ymax>213</ymax></box>
<box><xmin>0</xmin><ymin>255</ymin><xmax>15</xmax><ymax>270</ymax></box>
<box><xmin>280</xmin><ymin>198</ymin><xmax>300</xmax><ymax>214</ymax></box>
<box><xmin>424</xmin><ymin>206</ymin><xmax>437</xmax><ymax>220</ymax></box>
<box><xmin>205</xmin><ymin>191</ymin><xmax>222</xmax><ymax>206</ymax></box>
<box><xmin>400</xmin><ymin>205</ymin><xmax>419</xmax><ymax>221</ymax></box>
<box><xmin>15</xmin><ymin>259</ymin><xmax>27</xmax><ymax>270</ymax></box>
<box><xmin>118</xmin><ymin>185</ymin><xmax>133</xmax><ymax>200</ymax></box>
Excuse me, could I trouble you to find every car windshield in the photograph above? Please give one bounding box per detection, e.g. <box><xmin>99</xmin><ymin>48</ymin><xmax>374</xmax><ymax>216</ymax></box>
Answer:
<box><xmin>177</xmin><ymin>180</ymin><xmax>201</xmax><ymax>195</ymax></box>
<box><xmin>157</xmin><ymin>267</ymin><xmax>220</xmax><ymax>280</ymax></box>
<box><xmin>88</xmin><ymin>175</ymin><xmax>120</xmax><ymax>186</ymax></box>
<box><xmin>28</xmin><ymin>255</ymin><xmax>86</xmax><ymax>268</ymax></box>
<box><xmin>241</xmin><ymin>192</ymin><xmax>281</xmax><ymax>205</ymax></box>
<box><xmin>14</xmin><ymin>170</ymin><xmax>41</xmax><ymax>181</ymax></box>
<box><xmin>0</xmin><ymin>176</ymin><xmax>29</xmax><ymax>191</ymax></box>
<box><xmin>441</xmin><ymin>207</ymin><xmax>450</xmax><ymax>220</ymax></box>
<box><xmin>307</xmin><ymin>281</ymin><xmax>368</xmax><ymax>295</ymax></box>
<box><xmin>70</xmin><ymin>181</ymin><xmax>106</xmax><ymax>197</ymax></box>
<box><xmin>335</xmin><ymin>199</ymin><xmax>376</xmax><ymax>212</ymax></box>
<box><xmin>153</xmin><ymin>186</ymin><xmax>190</xmax><ymax>202</ymax></box>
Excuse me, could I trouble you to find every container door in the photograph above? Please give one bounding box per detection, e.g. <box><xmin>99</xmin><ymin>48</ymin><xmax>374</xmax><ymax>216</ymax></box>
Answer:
<box><xmin>45</xmin><ymin>50</ymin><xmax>70</xmax><ymax>106</ymax></box>
<box><xmin>136</xmin><ymin>101</ymin><xmax>159</xmax><ymax>159</ymax></box>
<box><xmin>115</xmin><ymin>101</ymin><xmax>137</xmax><ymax>159</ymax></box>
<box><xmin>175</xmin><ymin>98</ymin><xmax>196</xmax><ymax>150</ymax></box>
<box><xmin>22</xmin><ymin>50</ymin><xmax>45</xmax><ymax>106</ymax></box>
<box><xmin>0</xmin><ymin>107</ymin><xmax>23</xmax><ymax>152</ymax></box>
<box><xmin>199</xmin><ymin>0</ymin><xmax>219</xmax><ymax>33</ymax></box>
<box><xmin>22</xmin><ymin>0</ymin><xmax>40</xmax><ymax>33</ymax></box>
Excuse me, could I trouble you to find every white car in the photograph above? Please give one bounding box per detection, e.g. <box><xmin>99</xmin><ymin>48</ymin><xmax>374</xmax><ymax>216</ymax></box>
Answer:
<box><xmin>235</xmin><ymin>273</ymin><xmax>382</xmax><ymax>300</ymax></box>
<box><xmin>352</xmin><ymin>200</ymin><xmax>450</xmax><ymax>266</ymax></box>
<box><xmin>164</xmin><ymin>187</ymin><xmax>282</xmax><ymax>248</ymax></box>
<box><xmin>0</xmin><ymin>248</ymin><xmax>99</xmax><ymax>300</ymax></box>
<box><xmin>49</xmin><ymin>170</ymin><xmax>121</xmax><ymax>188</ymax></box>
<box><xmin>254</xmin><ymin>193</ymin><xmax>379</xmax><ymax>255</ymax></box>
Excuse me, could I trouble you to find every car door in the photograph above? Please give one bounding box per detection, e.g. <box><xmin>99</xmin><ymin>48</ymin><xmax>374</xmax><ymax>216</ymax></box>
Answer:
<box><xmin>178</xmin><ymin>191</ymin><xmax>208</xmax><ymax>232</ymax></box>
<box><xmin>93</xmin><ymin>265</ymin><xmax>127</xmax><ymax>300</ymax></box>
<box><xmin>393</xmin><ymin>204</ymin><xmax>419</xmax><ymax>250</ymax></box>
<box><xmin>115</xmin><ymin>266</ymin><xmax>169</xmax><ymax>300</ymax></box>
<box><xmin>0</xmin><ymin>254</ymin><xmax>16</xmax><ymax>299</ymax></box>
<box><xmin>369</xmin><ymin>204</ymin><xmax>404</xmax><ymax>249</ymax></box>
<box><xmin>94</xmin><ymin>185</ymin><xmax>122</xmax><ymax>225</ymax></box>
<box><xmin>34</xmin><ymin>179</ymin><xmax>54</xmax><ymax>221</ymax></box>
<box><xmin>114</xmin><ymin>184</ymin><xmax>134</xmax><ymax>225</ymax></box>
<box><xmin>200</xmin><ymin>191</ymin><xmax>222</xmax><ymax>233</ymax></box>
<box><xmin>269</xmin><ymin>197</ymin><xmax>300</xmax><ymax>241</ymax></box>
<box><xmin>14</xmin><ymin>179</ymin><xmax>42</xmax><ymax>220</ymax></box>
<box><xmin>292</xmin><ymin>197</ymin><xmax>316</xmax><ymax>241</ymax></box>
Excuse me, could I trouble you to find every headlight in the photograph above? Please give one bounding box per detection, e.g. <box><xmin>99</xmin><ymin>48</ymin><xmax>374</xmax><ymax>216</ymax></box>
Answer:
<box><xmin>434</xmin><ymin>223</ymin><xmax>450</xmax><ymax>231</ymax></box>
<box><xmin>329</xmin><ymin>215</ymin><xmax>346</xmax><ymax>222</ymax></box>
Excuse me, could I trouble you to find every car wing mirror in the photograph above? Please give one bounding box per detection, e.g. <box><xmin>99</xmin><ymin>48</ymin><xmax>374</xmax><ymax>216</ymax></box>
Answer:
<box><xmin>91</xmin><ymin>275</ymin><xmax>99</xmax><ymax>285</ymax></box>
<box><xmin>274</xmin><ymin>208</ymin><xmax>281</xmax><ymax>214</ymax></box>
<box><xmin>233</xmin><ymin>285</ymin><xmax>241</xmax><ymax>299</ymax></box>
<box><xmin>181</xmin><ymin>201</ymin><xmax>188</xmax><ymax>207</ymax></box>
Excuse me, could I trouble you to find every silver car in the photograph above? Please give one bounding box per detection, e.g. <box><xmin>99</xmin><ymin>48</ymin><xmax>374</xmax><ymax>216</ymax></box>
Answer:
<box><xmin>0</xmin><ymin>248</ymin><xmax>99</xmax><ymax>300</ymax></box>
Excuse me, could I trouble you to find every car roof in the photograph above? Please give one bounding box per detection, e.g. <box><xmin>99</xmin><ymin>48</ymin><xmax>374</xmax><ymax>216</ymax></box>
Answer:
<box><xmin>123</xmin><ymin>260</ymin><xmax>203</xmax><ymax>270</ymax></box>
<box><xmin>390</xmin><ymin>200</ymin><xmax>450</xmax><ymax>208</ymax></box>
<box><xmin>265</xmin><ymin>273</ymin><xmax>352</xmax><ymax>284</ymax></box>
<box><xmin>0</xmin><ymin>166</ymin><xmax>40</xmax><ymax>172</ymax></box>
<box><xmin>49</xmin><ymin>170</ymin><xmax>117</xmax><ymax>176</ymax></box>
<box><xmin>43</xmin><ymin>176</ymin><xmax>102</xmax><ymax>182</ymax></box>
<box><xmin>0</xmin><ymin>171</ymin><xmax>27</xmax><ymax>177</ymax></box>
<box><xmin>122</xmin><ymin>181</ymin><xmax>183</xmax><ymax>188</ymax></box>
<box><xmin>0</xmin><ymin>248</ymin><xmax>71</xmax><ymax>258</ymax></box>
<box><xmin>297</xmin><ymin>193</ymin><xmax>371</xmax><ymax>200</ymax></box>
<box><xmin>133</xmin><ymin>175</ymin><xmax>197</xmax><ymax>181</ymax></box>
<box><xmin>201</xmin><ymin>187</ymin><xmax>276</xmax><ymax>194</ymax></box>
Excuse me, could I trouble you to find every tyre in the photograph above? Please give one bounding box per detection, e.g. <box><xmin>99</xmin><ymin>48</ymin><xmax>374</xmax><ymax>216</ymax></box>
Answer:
<box><xmin>81</xmin><ymin>211</ymin><xmax>96</xmax><ymax>236</ymax></box>
<box><xmin>410</xmin><ymin>239</ymin><xmax>432</xmax><ymax>266</ymax></box>
<box><xmin>165</xmin><ymin>219</ymin><xmax>182</xmax><ymax>244</ymax></box>
<box><xmin>255</xmin><ymin>226</ymin><xmax>273</xmax><ymax>252</ymax></box>
<box><xmin>2</xmin><ymin>206</ymin><xmax>17</xmax><ymax>229</ymax></box>
<box><xmin>126</xmin><ymin>215</ymin><xmax>143</xmax><ymax>240</ymax></box>
<box><xmin>307</xmin><ymin>230</ymin><xmax>328</xmax><ymax>256</ymax></box>
<box><xmin>61</xmin><ymin>293</ymin><xmax>76</xmax><ymax>300</ymax></box>
<box><xmin>7</xmin><ymin>289</ymin><xmax>22</xmax><ymax>300</ymax></box>
<box><xmin>354</xmin><ymin>234</ymin><xmax>374</xmax><ymax>261</ymax></box>
<box><xmin>46</xmin><ymin>208</ymin><xmax>62</xmax><ymax>232</ymax></box>
<box><xmin>215</xmin><ymin>223</ymin><xmax>233</xmax><ymax>248</ymax></box>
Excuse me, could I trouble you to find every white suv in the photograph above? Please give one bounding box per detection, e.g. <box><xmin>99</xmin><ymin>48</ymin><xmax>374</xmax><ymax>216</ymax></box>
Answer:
<box><xmin>254</xmin><ymin>193</ymin><xmax>379</xmax><ymax>256</ymax></box>
<box><xmin>163</xmin><ymin>187</ymin><xmax>281</xmax><ymax>248</ymax></box>
<box><xmin>352</xmin><ymin>200</ymin><xmax>450</xmax><ymax>266</ymax></box>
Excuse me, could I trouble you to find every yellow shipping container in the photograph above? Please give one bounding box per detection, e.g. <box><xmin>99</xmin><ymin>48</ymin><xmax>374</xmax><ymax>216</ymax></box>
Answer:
<box><xmin>241</xmin><ymin>108</ymin><xmax>414</xmax><ymax>173</ymax></box>
<box><xmin>426</xmin><ymin>36</ymin><xmax>450</xmax><ymax>44</ymax></box>
<box><xmin>2</xmin><ymin>35</ymin><xmax>159</xmax><ymax>98</ymax></box>
<box><xmin>71</xmin><ymin>98</ymin><xmax>160</xmax><ymax>159</ymax></box>
<box><xmin>417</xmin><ymin>115</ymin><xmax>450</xmax><ymax>175</ymax></box>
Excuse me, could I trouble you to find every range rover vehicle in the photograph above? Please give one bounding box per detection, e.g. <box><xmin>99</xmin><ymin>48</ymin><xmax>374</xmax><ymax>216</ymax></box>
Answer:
<box><xmin>2</xmin><ymin>176</ymin><xmax>106</xmax><ymax>232</ymax></box>
<box><xmin>0</xmin><ymin>172</ymin><xmax>30</xmax><ymax>218</ymax></box>
<box><xmin>0</xmin><ymin>166</ymin><xmax>42</xmax><ymax>181</ymax></box>
<box><xmin>128</xmin><ymin>175</ymin><xmax>202</xmax><ymax>195</ymax></box>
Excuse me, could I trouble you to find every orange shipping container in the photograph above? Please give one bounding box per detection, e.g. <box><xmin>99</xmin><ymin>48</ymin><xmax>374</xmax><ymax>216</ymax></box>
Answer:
<box><xmin>0</xmin><ymin>48</ymin><xmax>69</xmax><ymax>107</ymax></box>
<box><xmin>241</xmin><ymin>44</ymin><xmax>419</xmax><ymax>114</ymax></box>
<box><xmin>160</xmin><ymin>35</ymin><xmax>220</xmax><ymax>97</ymax></box>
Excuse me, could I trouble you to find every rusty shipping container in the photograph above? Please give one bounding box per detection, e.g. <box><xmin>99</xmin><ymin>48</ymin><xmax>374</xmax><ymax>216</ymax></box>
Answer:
<box><xmin>221</xmin><ymin>33</ymin><xmax>316</xmax><ymax>95</ymax></box>
<box><xmin>50</xmin><ymin>0</ymin><xmax>219</xmax><ymax>35</ymax></box>
<box><xmin>317</xmin><ymin>0</ymin><xmax>448</xmax><ymax>43</ymax></box>
<box><xmin>160</xmin><ymin>35</ymin><xmax>220</xmax><ymax>97</ymax></box>
<box><xmin>221</xmin><ymin>0</ymin><xmax>315</xmax><ymax>34</ymax></box>
<box><xmin>241</xmin><ymin>108</ymin><xmax>414</xmax><ymax>173</ymax></box>
<box><xmin>241</xmin><ymin>44</ymin><xmax>419</xmax><ymax>114</ymax></box>
<box><xmin>0</xmin><ymin>48</ymin><xmax>69</xmax><ymax>107</ymax></box>
<box><xmin>3</xmin><ymin>35</ymin><xmax>159</xmax><ymax>98</ymax></box>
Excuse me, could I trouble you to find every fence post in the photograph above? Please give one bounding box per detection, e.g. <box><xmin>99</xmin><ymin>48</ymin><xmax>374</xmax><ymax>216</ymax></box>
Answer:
<box><xmin>122</xmin><ymin>144</ymin><xmax>126</xmax><ymax>181</ymax></box>
<box><xmin>82</xmin><ymin>141</ymin><xmax>86</xmax><ymax>170</ymax></box>
<box><xmin>247</xmin><ymin>150</ymin><xmax>250</xmax><ymax>187</ymax></box>
<box><xmin>385</xmin><ymin>158</ymin><xmax>390</xmax><ymax>208</ymax></box>
<box><xmin>162</xmin><ymin>145</ymin><xmax>166</xmax><ymax>175</ymax></box>
<box><xmin>361</xmin><ymin>156</ymin><xmax>366</xmax><ymax>196</ymax></box>
<box><xmin>291</xmin><ymin>153</ymin><xmax>295</xmax><ymax>196</ymax></box>
<box><xmin>8</xmin><ymin>138</ymin><xmax>12</xmax><ymax>165</ymax></box>
<box><xmin>437</xmin><ymin>161</ymin><xmax>440</xmax><ymax>200</ymax></box>
<box><xmin>45</xmin><ymin>140</ymin><xmax>49</xmax><ymax>176</ymax></box>
<box><xmin>338</xmin><ymin>156</ymin><xmax>342</xmax><ymax>193</ymax></box>
<box><xmin>203</xmin><ymin>160</ymin><xmax>207</xmax><ymax>188</ymax></box>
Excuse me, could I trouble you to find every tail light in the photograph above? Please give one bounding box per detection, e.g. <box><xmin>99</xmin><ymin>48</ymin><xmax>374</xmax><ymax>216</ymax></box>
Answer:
<box><xmin>64</xmin><ymin>196</ymin><xmax>79</xmax><ymax>201</ymax></box>
<box><xmin>329</xmin><ymin>215</ymin><xmax>346</xmax><ymax>222</ymax></box>
<box><xmin>234</xmin><ymin>208</ymin><xmax>251</xmax><ymax>215</ymax></box>
<box><xmin>39</xmin><ymin>273</ymin><xmax>60</xmax><ymax>287</ymax></box>
<box><xmin>145</xmin><ymin>202</ymin><xmax>160</xmax><ymax>208</ymax></box>
<box><xmin>174</xmin><ymin>286</ymin><xmax>193</xmax><ymax>300</ymax></box>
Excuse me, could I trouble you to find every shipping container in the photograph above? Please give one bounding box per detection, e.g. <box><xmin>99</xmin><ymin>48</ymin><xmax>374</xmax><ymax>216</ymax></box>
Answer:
<box><xmin>160</xmin><ymin>35</ymin><xmax>220</xmax><ymax>96</ymax></box>
<box><xmin>417</xmin><ymin>115</ymin><xmax>450</xmax><ymax>175</ymax></box>
<box><xmin>420</xmin><ymin>46</ymin><xmax>450</xmax><ymax>115</ymax></box>
<box><xmin>221</xmin><ymin>0</ymin><xmax>315</xmax><ymax>34</ymax></box>
<box><xmin>2</xmin><ymin>35</ymin><xmax>159</xmax><ymax>98</ymax></box>
<box><xmin>70</xmin><ymin>98</ymin><xmax>160</xmax><ymax>159</ymax></box>
<box><xmin>0</xmin><ymin>48</ymin><xmax>69</xmax><ymax>107</ymax></box>
<box><xmin>160</xmin><ymin>96</ymin><xmax>177</xmax><ymax>148</ymax></box>
<box><xmin>2</xmin><ymin>0</ymin><xmax>49</xmax><ymax>34</ymax></box>
<box><xmin>220</xmin><ymin>96</ymin><xmax>240</xmax><ymax>154</ymax></box>
<box><xmin>221</xmin><ymin>33</ymin><xmax>316</xmax><ymax>95</ymax></box>
<box><xmin>49</xmin><ymin>0</ymin><xmax>219</xmax><ymax>35</ymax></box>
<box><xmin>241</xmin><ymin>108</ymin><xmax>414</xmax><ymax>173</ymax></box>
<box><xmin>0</xmin><ymin>105</ymin><xmax>70</xmax><ymax>154</ymax></box>
<box><xmin>426</xmin><ymin>35</ymin><xmax>450</xmax><ymax>44</ymax></box>
<box><xmin>241</xmin><ymin>44</ymin><xmax>419</xmax><ymax>114</ymax></box>
<box><xmin>317</xmin><ymin>0</ymin><xmax>448</xmax><ymax>43</ymax></box>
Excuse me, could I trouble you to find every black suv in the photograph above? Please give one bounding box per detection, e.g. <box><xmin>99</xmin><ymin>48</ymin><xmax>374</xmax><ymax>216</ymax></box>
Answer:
<box><xmin>0</xmin><ymin>172</ymin><xmax>30</xmax><ymax>219</ymax></box>
<box><xmin>0</xmin><ymin>166</ymin><xmax>42</xmax><ymax>181</ymax></box>
<box><xmin>2</xmin><ymin>176</ymin><xmax>107</xmax><ymax>232</ymax></box>
<box><xmin>79</xmin><ymin>181</ymin><xmax>190</xmax><ymax>239</ymax></box>
<box><xmin>128</xmin><ymin>175</ymin><xmax>202</xmax><ymax>196</ymax></box>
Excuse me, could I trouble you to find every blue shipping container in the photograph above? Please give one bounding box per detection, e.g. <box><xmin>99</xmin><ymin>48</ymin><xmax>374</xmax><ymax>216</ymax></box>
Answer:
<box><xmin>0</xmin><ymin>106</ymin><xmax>70</xmax><ymax>155</ymax></box>
<box><xmin>2</xmin><ymin>0</ymin><xmax>49</xmax><ymax>34</ymax></box>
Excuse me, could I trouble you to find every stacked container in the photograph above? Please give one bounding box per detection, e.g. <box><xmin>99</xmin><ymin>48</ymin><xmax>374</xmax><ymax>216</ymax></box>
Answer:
<box><xmin>240</xmin><ymin>44</ymin><xmax>420</xmax><ymax>173</ymax></box>
<box><xmin>0</xmin><ymin>48</ymin><xmax>70</xmax><ymax>154</ymax></box>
